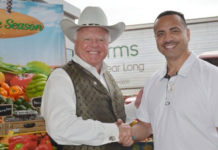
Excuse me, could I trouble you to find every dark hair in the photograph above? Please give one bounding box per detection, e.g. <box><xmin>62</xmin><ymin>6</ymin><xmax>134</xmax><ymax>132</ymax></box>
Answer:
<box><xmin>155</xmin><ymin>10</ymin><xmax>187</xmax><ymax>27</ymax></box>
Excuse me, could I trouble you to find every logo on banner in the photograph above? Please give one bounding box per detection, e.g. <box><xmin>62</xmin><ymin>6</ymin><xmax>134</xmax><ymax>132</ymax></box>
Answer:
<box><xmin>0</xmin><ymin>9</ymin><xmax>44</xmax><ymax>38</ymax></box>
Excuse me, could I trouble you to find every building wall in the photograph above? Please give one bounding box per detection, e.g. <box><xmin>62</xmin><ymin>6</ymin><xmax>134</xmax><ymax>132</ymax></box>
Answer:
<box><xmin>65</xmin><ymin>16</ymin><xmax>218</xmax><ymax>95</ymax></box>
<box><xmin>107</xmin><ymin>16</ymin><xmax>218</xmax><ymax>95</ymax></box>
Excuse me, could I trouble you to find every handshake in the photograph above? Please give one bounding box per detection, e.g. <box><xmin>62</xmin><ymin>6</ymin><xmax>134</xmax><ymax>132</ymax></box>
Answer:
<box><xmin>116</xmin><ymin>119</ymin><xmax>135</xmax><ymax>147</ymax></box>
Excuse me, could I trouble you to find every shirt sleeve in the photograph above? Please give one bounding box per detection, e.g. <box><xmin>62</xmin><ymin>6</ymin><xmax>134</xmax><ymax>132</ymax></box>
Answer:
<box><xmin>41</xmin><ymin>68</ymin><xmax>119</xmax><ymax>145</ymax></box>
<box><xmin>125</xmin><ymin>102</ymin><xmax>137</xmax><ymax>124</ymax></box>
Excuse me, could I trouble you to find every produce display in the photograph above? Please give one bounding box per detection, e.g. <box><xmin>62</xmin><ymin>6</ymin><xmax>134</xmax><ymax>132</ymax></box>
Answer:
<box><xmin>0</xmin><ymin>132</ymin><xmax>54</xmax><ymax>150</ymax></box>
<box><xmin>0</xmin><ymin>58</ymin><xmax>51</xmax><ymax>118</ymax></box>
<box><xmin>0</xmin><ymin>57</ymin><xmax>54</xmax><ymax>148</ymax></box>
<box><xmin>26</xmin><ymin>74</ymin><xmax>48</xmax><ymax>99</ymax></box>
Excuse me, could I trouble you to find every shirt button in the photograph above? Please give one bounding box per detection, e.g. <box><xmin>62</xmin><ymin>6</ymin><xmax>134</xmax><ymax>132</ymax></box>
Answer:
<box><xmin>93</xmin><ymin>81</ymin><xmax>97</xmax><ymax>86</ymax></box>
<box><xmin>170</xmin><ymin>87</ymin><xmax>173</xmax><ymax>91</ymax></box>
<box><xmin>165</xmin><ymin>101</ymin><xmax>170</xmax><ymax>105</ymax></box>
<box><xmin>109</xmin><ymin>136</ymin><xmax>116</xmax><ymax>141</ymax></box>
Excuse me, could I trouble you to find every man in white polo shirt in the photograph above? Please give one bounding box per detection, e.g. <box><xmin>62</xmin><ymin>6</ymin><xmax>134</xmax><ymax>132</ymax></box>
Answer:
<box><xmin>120</xmin><ymin>10</ymin><xmax>218</xmax><ymax>150</ymax></box>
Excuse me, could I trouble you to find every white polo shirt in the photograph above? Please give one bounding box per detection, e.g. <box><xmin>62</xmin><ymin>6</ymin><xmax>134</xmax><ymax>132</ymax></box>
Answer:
<box><xmin>137</xmin><ymin>52</ymin><xmax>218</xmax><ymax>150</ymax></box>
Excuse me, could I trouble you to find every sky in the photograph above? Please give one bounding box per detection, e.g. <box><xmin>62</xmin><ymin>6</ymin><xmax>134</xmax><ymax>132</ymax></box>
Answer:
<box><xmin>65</xmin><ymin>0</ymin><xmax>218</xmax><ymax>25</ymax></box>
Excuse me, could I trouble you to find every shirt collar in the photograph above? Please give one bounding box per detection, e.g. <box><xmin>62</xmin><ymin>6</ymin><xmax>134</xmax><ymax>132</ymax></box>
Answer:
<box><xmin>159</xmin><ymin>52</ymin><xmax>197</xmax><ymax>80</ymax></box>
<box><xmin>72</xmin><ymin>54</ymin><xmax>108</xmax><ymax>76</ymax></box>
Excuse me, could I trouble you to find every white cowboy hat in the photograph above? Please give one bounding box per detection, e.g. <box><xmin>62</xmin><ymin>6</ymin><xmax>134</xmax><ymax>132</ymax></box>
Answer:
<box><xmin>60</xmin><ymin>6</ymin><xmax>125</xmax><ymax>43</ymax></box>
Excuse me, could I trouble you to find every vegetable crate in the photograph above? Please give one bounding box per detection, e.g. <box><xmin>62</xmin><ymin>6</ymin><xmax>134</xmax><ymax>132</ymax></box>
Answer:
<box><xmin>0</xmin><ymin>119</ymin><xmax>45</xmax><ymax>136</ymax></box>
<box><xmin>0</xmin><ymin>123</ymin><xmax>5</xmax><ymax>136</ymax></box>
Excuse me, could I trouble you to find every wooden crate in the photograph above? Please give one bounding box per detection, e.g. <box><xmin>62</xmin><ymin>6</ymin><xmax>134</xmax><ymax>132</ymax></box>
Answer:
<box><xmin>0</xmin><ymin>123</ymin><xmax>5</xmax><ymax>136</ymax></box>
<box><xmin>2</xmin><ymin>119</ymin><xmax>45</xmax><ymax>136</ymax></box>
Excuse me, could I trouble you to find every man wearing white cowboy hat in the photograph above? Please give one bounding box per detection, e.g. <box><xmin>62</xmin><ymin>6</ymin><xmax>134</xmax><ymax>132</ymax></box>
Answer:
<box><xmin>41</xmin><ymin>6</ymin><xmax>136</xmax><ymax>150</ymax></box>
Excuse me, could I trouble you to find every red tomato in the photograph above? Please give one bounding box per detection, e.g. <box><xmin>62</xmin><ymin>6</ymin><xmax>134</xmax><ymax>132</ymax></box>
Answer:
<box><xmin>4</xmin><ymin>73</ymin><xmax>16</xmax><ymax>84</ymax></box>
<box><xmin>10</xmin><ymin>74</ymin><xmax>34</xmax><ymax>89</ymax></box>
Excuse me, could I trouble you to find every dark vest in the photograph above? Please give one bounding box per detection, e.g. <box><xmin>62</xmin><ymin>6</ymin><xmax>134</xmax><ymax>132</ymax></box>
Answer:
<box><xmin>61</xmin><ymin>60</ymin><xmax>126</xmax><ymax>150</ymax></box>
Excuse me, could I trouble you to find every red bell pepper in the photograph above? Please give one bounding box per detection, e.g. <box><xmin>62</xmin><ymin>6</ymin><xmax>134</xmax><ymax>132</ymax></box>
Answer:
<box><xmin>40</xmin><ymin>135</ymin><xmax>51</xmax><ymax>144</ymax></box>
<box><xmin>9</xmin><ymin>135</ymin><xmax>38</xmax><ymax>150</ymax></box>
<box><xmin>35</xmin><ymin>143</ymin><xmax>53</xmax><ymax>150</ymax></box>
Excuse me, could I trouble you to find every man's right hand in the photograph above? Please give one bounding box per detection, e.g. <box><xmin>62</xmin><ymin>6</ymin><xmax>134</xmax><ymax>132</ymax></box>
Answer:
<box><xmin>116</xmin><ymin>119</ymin><xmax>134</xmax><ymax>147</ymax></box>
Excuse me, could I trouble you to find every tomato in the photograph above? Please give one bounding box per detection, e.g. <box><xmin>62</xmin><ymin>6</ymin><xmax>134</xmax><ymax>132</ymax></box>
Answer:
<box><xmin>4</xmin><ymin>73</ymin><xmax>16</xmax><ymax>84</ymax></box>
<box><xmin>10</xmin><ymin>74</ymin><xmax>34</xmax><ymax>89</ymax></box>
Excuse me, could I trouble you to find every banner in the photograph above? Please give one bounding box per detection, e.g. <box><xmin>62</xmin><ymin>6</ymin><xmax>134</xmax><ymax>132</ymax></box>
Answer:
<box><xmin>0</xmin><ymin>0</ymin><xmax>65</xmax><ymax>66</ymax></box>
<box><xmin>0</xmin><ymin>1</ymin><xmax>65</xmax><ymax>146</ymax></box>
